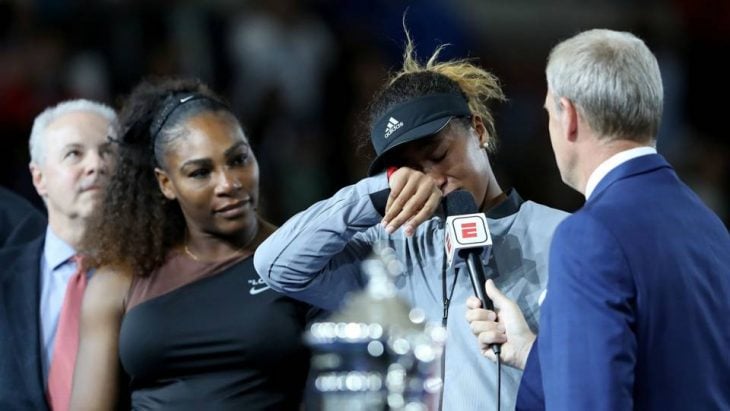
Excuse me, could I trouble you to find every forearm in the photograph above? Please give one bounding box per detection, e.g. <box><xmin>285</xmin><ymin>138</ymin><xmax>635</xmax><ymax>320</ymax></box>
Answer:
<box><xmin>254</xmin><ymin>175</ymin><xmax>388</xmax><ymax>309</ymax></box>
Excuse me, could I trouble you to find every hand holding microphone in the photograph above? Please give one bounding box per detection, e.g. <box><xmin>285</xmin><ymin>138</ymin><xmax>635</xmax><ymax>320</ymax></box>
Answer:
<box><xmin>466</xmin><ymin>280</ymin><xmax>536</xmax><ymax>370</ymax></box>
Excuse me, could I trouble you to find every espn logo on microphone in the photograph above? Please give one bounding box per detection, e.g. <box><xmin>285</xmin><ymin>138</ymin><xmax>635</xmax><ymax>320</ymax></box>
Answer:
<box><xmin>460</xmin><ymin>222</ymin><xmax>479</xmax><ymax>239</ymax></box>
<box><xmin>451</xmin><ymin>215</ymin><xmax>489</xmax><ymax>244</ymax></box>
<box><xmin>444</xmin><ymin>213</ymin><xmax>492</xmax><ymax>268</ymax></box>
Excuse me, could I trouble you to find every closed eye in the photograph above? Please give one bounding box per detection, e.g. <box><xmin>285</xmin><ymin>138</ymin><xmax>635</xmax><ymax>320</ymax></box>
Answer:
<box><xmin>431</xmin><ymin>149</ymin><xmax>448</xmax><ymax>163</ymax></box>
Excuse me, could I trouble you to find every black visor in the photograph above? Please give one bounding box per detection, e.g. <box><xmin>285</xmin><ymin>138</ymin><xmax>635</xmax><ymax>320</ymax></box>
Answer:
<box><xmin>368</xmin><ymin>92</ymin><xmax>471</xmax><ymax>176</ymax></box>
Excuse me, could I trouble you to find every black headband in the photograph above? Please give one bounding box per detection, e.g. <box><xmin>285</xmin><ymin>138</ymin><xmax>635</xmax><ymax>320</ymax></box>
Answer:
<box><xmin>368</xmin><ymin>92</ymin><xmax>471</xmax><ymax>176</ymax></box>
<box><xmin>149</xmin><ymin>92</ymin><xmax>228</xmax><ymax>142</ymax></box>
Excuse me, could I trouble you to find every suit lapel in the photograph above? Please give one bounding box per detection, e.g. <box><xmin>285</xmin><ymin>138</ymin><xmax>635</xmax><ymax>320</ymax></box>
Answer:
<box><xmin>589</xmin><ymin>154</ymin><xmax>672</xmax><ymax>202</ymax></box>
<box><xmin>1</xmin><ymin>237</ymin><xmax>48</xmax><ymax>407</ymax></box>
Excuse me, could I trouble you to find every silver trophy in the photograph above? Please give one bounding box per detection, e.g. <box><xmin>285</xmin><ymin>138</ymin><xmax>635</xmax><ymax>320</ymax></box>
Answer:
<box><xmin>306</xmin><ymin>242</ymin><xmax>446</xmax><ymax>410</ymax></box>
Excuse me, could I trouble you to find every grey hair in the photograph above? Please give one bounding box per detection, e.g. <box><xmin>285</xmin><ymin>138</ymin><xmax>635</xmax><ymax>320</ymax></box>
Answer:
<box><xmin>29</xmin><ymin>99</ymin><xmax>118</xmax><ymax>165</ymax></box>
<box><xmin>546</xmin><ymin>29</ymin><xmax>663</xmax><ymax>142</ymax></box>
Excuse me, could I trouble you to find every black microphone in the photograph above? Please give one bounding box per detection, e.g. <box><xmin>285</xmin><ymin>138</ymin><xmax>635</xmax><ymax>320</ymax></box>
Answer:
<box><xmin>444</xmin><ymin>190</ymin><xmax>501</xmax><ymax>355</ymax></box>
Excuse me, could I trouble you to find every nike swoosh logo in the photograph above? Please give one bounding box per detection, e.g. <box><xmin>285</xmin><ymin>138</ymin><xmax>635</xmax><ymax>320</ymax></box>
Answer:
<box><xmin>249</xmin><ymin>285</ymin><xmax>271</xmax><ymax>295</ymax></box>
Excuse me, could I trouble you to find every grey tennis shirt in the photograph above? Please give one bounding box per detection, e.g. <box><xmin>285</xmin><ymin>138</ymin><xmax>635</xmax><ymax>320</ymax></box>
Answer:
<box><xmin>254</xmin><ymin>174</ymin><xmax>568</xmax><ymax>410</ymax></box>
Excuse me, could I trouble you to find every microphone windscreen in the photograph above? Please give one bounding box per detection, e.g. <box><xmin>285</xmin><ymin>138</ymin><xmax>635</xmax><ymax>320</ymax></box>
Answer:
<box><xmin>444</xmin><ymin>190</ymin><xmax>478</xmax><ymax>216</ymax></box>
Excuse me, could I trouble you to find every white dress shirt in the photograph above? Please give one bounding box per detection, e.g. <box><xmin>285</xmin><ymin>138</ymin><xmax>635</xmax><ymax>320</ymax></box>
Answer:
<box><xmin>585</xmin><ymin>146</ymin><xmax>657</xmax><ymax>200</ymax></box>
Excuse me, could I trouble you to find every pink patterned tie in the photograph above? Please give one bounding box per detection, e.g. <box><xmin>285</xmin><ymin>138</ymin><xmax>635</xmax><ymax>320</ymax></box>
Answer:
<box><xmin>47</xmin><ymin>255</ymin><xmax>87</xmax><ymax>411</ymax></box>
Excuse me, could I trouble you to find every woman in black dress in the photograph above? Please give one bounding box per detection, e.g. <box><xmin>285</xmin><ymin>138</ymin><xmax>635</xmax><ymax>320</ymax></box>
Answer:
<box><xmin>70</xmin><ymin>78</ymin><xmax>313</xmax><ymax>410</ymax></box>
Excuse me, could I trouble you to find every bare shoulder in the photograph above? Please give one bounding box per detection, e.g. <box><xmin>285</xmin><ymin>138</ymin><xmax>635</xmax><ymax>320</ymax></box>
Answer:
<box><xmin>84</xmin><ymin>265</ymin><xmax>134</xmax><ymax>313</ymax></box>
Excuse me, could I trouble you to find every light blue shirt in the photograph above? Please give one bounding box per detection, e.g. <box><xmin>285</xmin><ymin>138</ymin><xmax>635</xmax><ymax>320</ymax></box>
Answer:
<box><xmin>38</xmin><ymin>226</ymin><xmax>82</xmax><ymax>382</ymax></box>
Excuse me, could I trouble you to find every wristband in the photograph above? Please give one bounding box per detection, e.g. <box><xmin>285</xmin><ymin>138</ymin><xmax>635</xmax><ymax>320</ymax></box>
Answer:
<box><xmin>386</xmin><ymin>166</ymin><xmax>398</xmax><ymax>181</ymax></box>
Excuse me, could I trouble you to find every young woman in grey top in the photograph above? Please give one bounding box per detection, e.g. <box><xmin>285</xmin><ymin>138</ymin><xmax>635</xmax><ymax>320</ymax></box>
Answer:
<box><xmin>255</xmin><ymin>35</ymin><xmax>568</xmax><ymax>411</ymax></box>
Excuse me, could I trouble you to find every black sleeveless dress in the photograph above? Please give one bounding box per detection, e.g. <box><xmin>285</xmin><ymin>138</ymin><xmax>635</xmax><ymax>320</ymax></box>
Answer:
<box><xmin>119</xmin><ymin>253</ymin><xmax>312</xmax><ymax>410</ymax></box>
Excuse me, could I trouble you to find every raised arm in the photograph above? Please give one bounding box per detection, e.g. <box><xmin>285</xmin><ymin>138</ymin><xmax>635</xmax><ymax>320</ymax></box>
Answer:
<box><xmin>69</xmin><ymin>267</ymin><xmax>132</xmax><ymax>411</ymax></box>
<box><xmin>254</xmin><ymin>170</ymin><xmax>441</xmax><ymax>310</ymax></box>
<box><xmin>254</xmin><ymin>175</ymin><xmax>387</xmax><ymax>310</ymax></box>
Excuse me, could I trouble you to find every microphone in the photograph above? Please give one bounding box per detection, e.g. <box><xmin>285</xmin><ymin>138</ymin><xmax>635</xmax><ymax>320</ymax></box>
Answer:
<box><xmin>444</xmin><ymin>190</ymin><xmax>500</xmax><ymax>355</ymax></box>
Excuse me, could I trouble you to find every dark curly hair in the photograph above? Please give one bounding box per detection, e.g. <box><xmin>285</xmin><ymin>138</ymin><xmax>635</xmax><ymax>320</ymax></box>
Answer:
<box><xmin>82</xmin><ymin>77</ymin><xmax>236</xmax><ymax>275</ymax></box>
<box><xmin>366</xmin><ymin>30</ymin><xmax>506</xmax><ymax>153</ymax></box>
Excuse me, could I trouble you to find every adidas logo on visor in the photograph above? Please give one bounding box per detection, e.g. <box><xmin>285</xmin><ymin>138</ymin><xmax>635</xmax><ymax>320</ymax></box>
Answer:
<box><xmin>384</xmin><ymin>117</ymin><xmax>404</xmax><ymax>139</ymax></box>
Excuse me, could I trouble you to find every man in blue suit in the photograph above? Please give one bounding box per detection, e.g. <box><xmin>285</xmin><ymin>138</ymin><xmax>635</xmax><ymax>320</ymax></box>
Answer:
<box><xmin>0</xmin><ymin>100</ymin><xmax>117</xmax><ymax>410</ymax></box>
<box><xmin>466</xmin><ymin>29</ymin><xmax>730</xmax><ymax>410</ymax></box>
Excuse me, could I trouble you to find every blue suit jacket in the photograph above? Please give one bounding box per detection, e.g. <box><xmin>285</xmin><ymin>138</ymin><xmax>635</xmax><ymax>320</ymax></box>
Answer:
<box><xmin>0</xmin><ymin>186</ymin><xmax>46</xmax><ymax>248</ymax></box>
<box><xmin>517</xmin><ymin>154</ymin><xmax>730</xmax><ymax>410</ymax></box>
<box><xmin>0</xmin><ymin>236</ymin><xmax>51</xmax><ymax>411</ymax></box>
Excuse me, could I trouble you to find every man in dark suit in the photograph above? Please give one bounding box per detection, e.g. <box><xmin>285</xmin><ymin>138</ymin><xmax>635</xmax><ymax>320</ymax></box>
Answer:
<box><xmin>466</xmin><ymin>29</ymin><xmax>730</xmax><ymax>410</ymax></box>
<box><xmin>0</xmin><ymin>100</ymin><xmax>117</xmax><ymax>410</ymax></box>
<box><xmin>0</xmin><ymin>186</ymin><xmax>46</xmax><ymax>248</ymax></box>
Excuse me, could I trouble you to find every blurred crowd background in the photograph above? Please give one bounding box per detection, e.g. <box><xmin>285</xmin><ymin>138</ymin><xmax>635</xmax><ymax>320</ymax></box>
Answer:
<box><xmin>1</xmin><ymin>0</ymin><xmax>728</xmax><ymax>226</ymax></box>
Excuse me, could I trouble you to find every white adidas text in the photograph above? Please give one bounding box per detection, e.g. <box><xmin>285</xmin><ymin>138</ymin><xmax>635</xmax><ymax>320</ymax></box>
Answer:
<box><xmin>384</xmin><ymin>117</ymin><xmax>403</xmax><ymax>138</ymax></box>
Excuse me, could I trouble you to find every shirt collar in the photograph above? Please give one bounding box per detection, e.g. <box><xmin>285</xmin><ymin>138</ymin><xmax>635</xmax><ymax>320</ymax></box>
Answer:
<box><xmin>43</xmin><ymin>226</ymin><xmax>76</xmax><ymax>271</ymax></box>
<box><xmin>486</xmin><ymin>189</ymin><xmax>524</xmax><ymax>219</ymax></box>
<box><xmin>585</xmin><ymin>146</ymin><xmax>657</xmax><ymax>200</ymax></box>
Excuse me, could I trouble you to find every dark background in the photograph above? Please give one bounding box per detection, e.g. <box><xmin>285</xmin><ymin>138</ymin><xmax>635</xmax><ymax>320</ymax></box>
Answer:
<box><xmin>1</xmin><ymin>0</ymin><xmax>727</xmax><ymax>226</ymax></box>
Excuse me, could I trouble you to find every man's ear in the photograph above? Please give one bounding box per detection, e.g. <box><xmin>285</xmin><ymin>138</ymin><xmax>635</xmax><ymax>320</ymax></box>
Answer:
<box><xmin>471</xmin><ymin>115</ymin><xmax>490</xmax><ymax>147</ymax></box>
<box><xmin>30</xmin><ymin>163</ymin><xmax>47</xmax><ymax>199</ymax></box>
<box><xmin>154</xmin><ymin>167</ymin><xmax>176</xmax><ymax>200</ymax></box>
<box><xmin>559</xmin><ymin>97</ymin><xmax>579</xmax><ymax>143</ymax></box>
